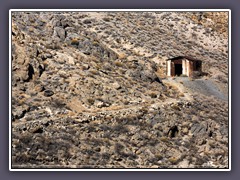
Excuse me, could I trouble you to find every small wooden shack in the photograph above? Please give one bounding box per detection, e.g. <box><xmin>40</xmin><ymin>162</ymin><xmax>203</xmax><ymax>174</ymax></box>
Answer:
<box><xmin>166</xmin><ymin>56</ymin><xmax>202</xmax><ymax>77</ymax></box>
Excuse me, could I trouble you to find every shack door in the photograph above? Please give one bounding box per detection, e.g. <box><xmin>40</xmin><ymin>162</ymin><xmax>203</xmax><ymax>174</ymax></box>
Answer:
<box><xmin>175</xmin><ymin>64</ymin><xmax>182</xmax><ymax>76</ymax></box>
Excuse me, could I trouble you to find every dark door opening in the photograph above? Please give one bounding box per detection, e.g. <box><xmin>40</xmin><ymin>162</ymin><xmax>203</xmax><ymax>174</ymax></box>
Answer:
<box><xmin>195</xmin><ymin>61</ymin><xmax>202</xmax><ymax>71</ymax></box>
<box><xmin>175</xmin><ymin>64</ymin><xmax>182</xmax><ymax>76</ymax></box>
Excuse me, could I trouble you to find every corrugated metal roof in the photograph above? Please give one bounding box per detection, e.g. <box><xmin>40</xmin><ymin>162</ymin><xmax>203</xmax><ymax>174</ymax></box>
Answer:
<box><xmin>166</xmin><ymin>56</ymin><xmax>202</xmax><ymax>62</ymax></box>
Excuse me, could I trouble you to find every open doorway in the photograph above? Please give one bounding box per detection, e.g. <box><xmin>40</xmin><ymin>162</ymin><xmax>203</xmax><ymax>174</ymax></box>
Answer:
<box><xmin>175</xmin><ymin>64</ymin><xmax>182</xmax><ymax>76</ymax></box>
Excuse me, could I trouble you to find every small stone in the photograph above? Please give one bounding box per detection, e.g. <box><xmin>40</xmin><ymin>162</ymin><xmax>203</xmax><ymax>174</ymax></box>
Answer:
<box><xmin>34</xmin><ymin>84</ymin><xmax>45</xmax><ymax>92</ymax></box>
<box><xmin>41</xmin><ymin>53</ymin><xmax>52</xmax><ymax>60</ymax></box>
<box><xmin>178</xmin><ymin>159</ymin><xmax>190</xmax><ymax>168</ymax></box>
<box><xmin>68</xmin><ymin>56</ymin><xmax>75</xmax><ymax>65</ymax></box>
<box><xmin>112</xmin><ymin>82</ymin><xmax>121</xmax><ymax>90</ymax></box>
<box><xmin>32</xmin><ymin>127</ymin><xmax>43</xmax><ymax>134</ymax></box>
<box><xmin>53</xmin><ymin>27</ymin><xmax>66</xmax><ymax>40</ymax></box>
<box><xmin>82</xmin><ymin>64</ymin><xmax>90</xmax><ymax>70</ymax></box>
<box><xmin>44</xmin><ymin>90</ymin><xmax>54</xmax><ymax>97</ymax></box>
<box><xmin>182</xmin><ymin>127</ymin><xmax>189</xmax><ymax>134</ymax></box>
<box><xmin>96</xmin><ymin>101</ymin><xmax>105</xmax><ymax>108</ymax></box>
<box><xmin>83</xmin><ymin>19</ymin><xmax>92</xmax><ymax>24</ymax></box>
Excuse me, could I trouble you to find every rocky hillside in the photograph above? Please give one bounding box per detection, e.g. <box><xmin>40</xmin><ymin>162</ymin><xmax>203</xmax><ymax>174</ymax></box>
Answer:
<box><xmin>11</xmin><ymin>11</ymin><xmax>229</xmax><ymax>169</ymax></box>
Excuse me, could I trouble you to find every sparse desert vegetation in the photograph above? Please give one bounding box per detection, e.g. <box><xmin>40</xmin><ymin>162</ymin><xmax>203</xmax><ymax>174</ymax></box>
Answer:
<box><xmin>11</xmin><ymin>11</ymin><xmax>229</xmax><ymax>169</ymax></box>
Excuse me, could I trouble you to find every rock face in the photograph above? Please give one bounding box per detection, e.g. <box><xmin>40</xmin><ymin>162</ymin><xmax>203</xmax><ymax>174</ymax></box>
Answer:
<box><xmin>11</xmin><ymin>11</ymin><xmax>229</xmax><ymax>169</ymax></box>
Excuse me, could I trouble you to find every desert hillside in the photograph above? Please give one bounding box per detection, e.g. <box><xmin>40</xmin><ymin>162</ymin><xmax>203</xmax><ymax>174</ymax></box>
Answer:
<box><xmin>11</xmin><ymin>11</ymin><xmax>229</xmax><ymax>169</ymax></box>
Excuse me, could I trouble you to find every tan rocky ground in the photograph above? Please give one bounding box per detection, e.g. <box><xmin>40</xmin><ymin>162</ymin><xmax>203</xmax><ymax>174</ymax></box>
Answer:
<box><xmin>11</xmin><ymin>11</ymin><xmax>229</xmax><ymax>169</ymax></box>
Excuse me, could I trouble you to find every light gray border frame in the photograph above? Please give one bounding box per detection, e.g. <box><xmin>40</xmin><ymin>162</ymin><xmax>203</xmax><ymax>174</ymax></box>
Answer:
<box><xmin>9</xmin><ymin>9</ymin><xmax>231</xmax><ymax>171</ymax></box>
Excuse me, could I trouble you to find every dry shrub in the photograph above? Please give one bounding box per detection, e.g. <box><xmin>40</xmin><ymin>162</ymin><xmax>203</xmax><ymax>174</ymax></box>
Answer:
<box><xmin>88</xmin><ymin>70</ymin><xmax>98</xmax><ymax>77</ymax></box>
<box><xmin>102</xmin><ymin>17</ymin><xmax>111</xmax><ymax>22</ymax></box>
<box><xmin>118</xmin><ymin>53</ymin><xmax>127</xmax><ymax>59</ymax></box>
<box><xmin>114</xmin><ymin>61</ymin><xmax>124</xmax><ymax>67</ymax></box>
<box><xmin>179</xmin><ymin>92</ymin><xmax>185</xmax><ymax>97</ymax></box>
<box><xmin>171</xmin><ymin>104</ymin><xmax>181</xmax><ymax>111</ymax></box>
<box><xmin>92</xmin><ymin>41</ymin><xmax>99</xmax><ymax>46</ymax></box>
<box><xmin>168</xmin><ymin>157</ymin><xmax>179</xmax><ymax>164</ymax></box>
<box><xmin>28</xmin><ymin>27</ymin><xmax>34</xmax><ymax>32</ymax></box>
<box><xmin>147</xmin><ymin>91</ymin><xmax>158</xmax><ymax>98</ymax></box>
<box><xmin>87</xmin><ymin>98</ymin><xmax>95</xmax><ymax>105</ymax></box>
<box><xmin>45</xmin><ymin>39</ymin><xmax>62</xmax><ymax>50</ymax></box>
<box><xmin>160</xmin><ymin>136</ymin><xmax>168</xmax><ymax>142</ymax></box>
<box><xmin>71</xmin><ymin>39</ymin><xmax>79</xmax><ymax>46</ymax></box>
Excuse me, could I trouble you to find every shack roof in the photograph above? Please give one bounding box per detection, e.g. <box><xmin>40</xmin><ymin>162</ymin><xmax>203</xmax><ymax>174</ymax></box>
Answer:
<box><xmin>166</xmin><ymin>56</ymin><xmax>202</xmax><ymax>62</ymax></box>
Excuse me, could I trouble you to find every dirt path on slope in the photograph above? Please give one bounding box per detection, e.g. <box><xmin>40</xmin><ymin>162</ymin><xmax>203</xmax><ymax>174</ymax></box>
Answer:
<box><xmin>163</xmin><ymin>77</ymin><xmax>227</xmax><ymax>101</ymax></box>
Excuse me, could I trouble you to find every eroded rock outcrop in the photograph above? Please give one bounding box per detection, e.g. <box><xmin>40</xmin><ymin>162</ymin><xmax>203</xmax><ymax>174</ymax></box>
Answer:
<box><xmin>11</xmin><ymin>11</ymin><xmax>229</xmax><ymax>169</ymax></box>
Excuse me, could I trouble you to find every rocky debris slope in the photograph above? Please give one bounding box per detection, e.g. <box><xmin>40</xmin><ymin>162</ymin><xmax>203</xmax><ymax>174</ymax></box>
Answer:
<box><xmin>164</xmin><ymin>77</ymin><xmax>228</xmax><ymax>101</ymax></box>
<box><xmin>11</xmin><ymin>11</ymin><xmax>229</xmax><ymax>169</ymax></box>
